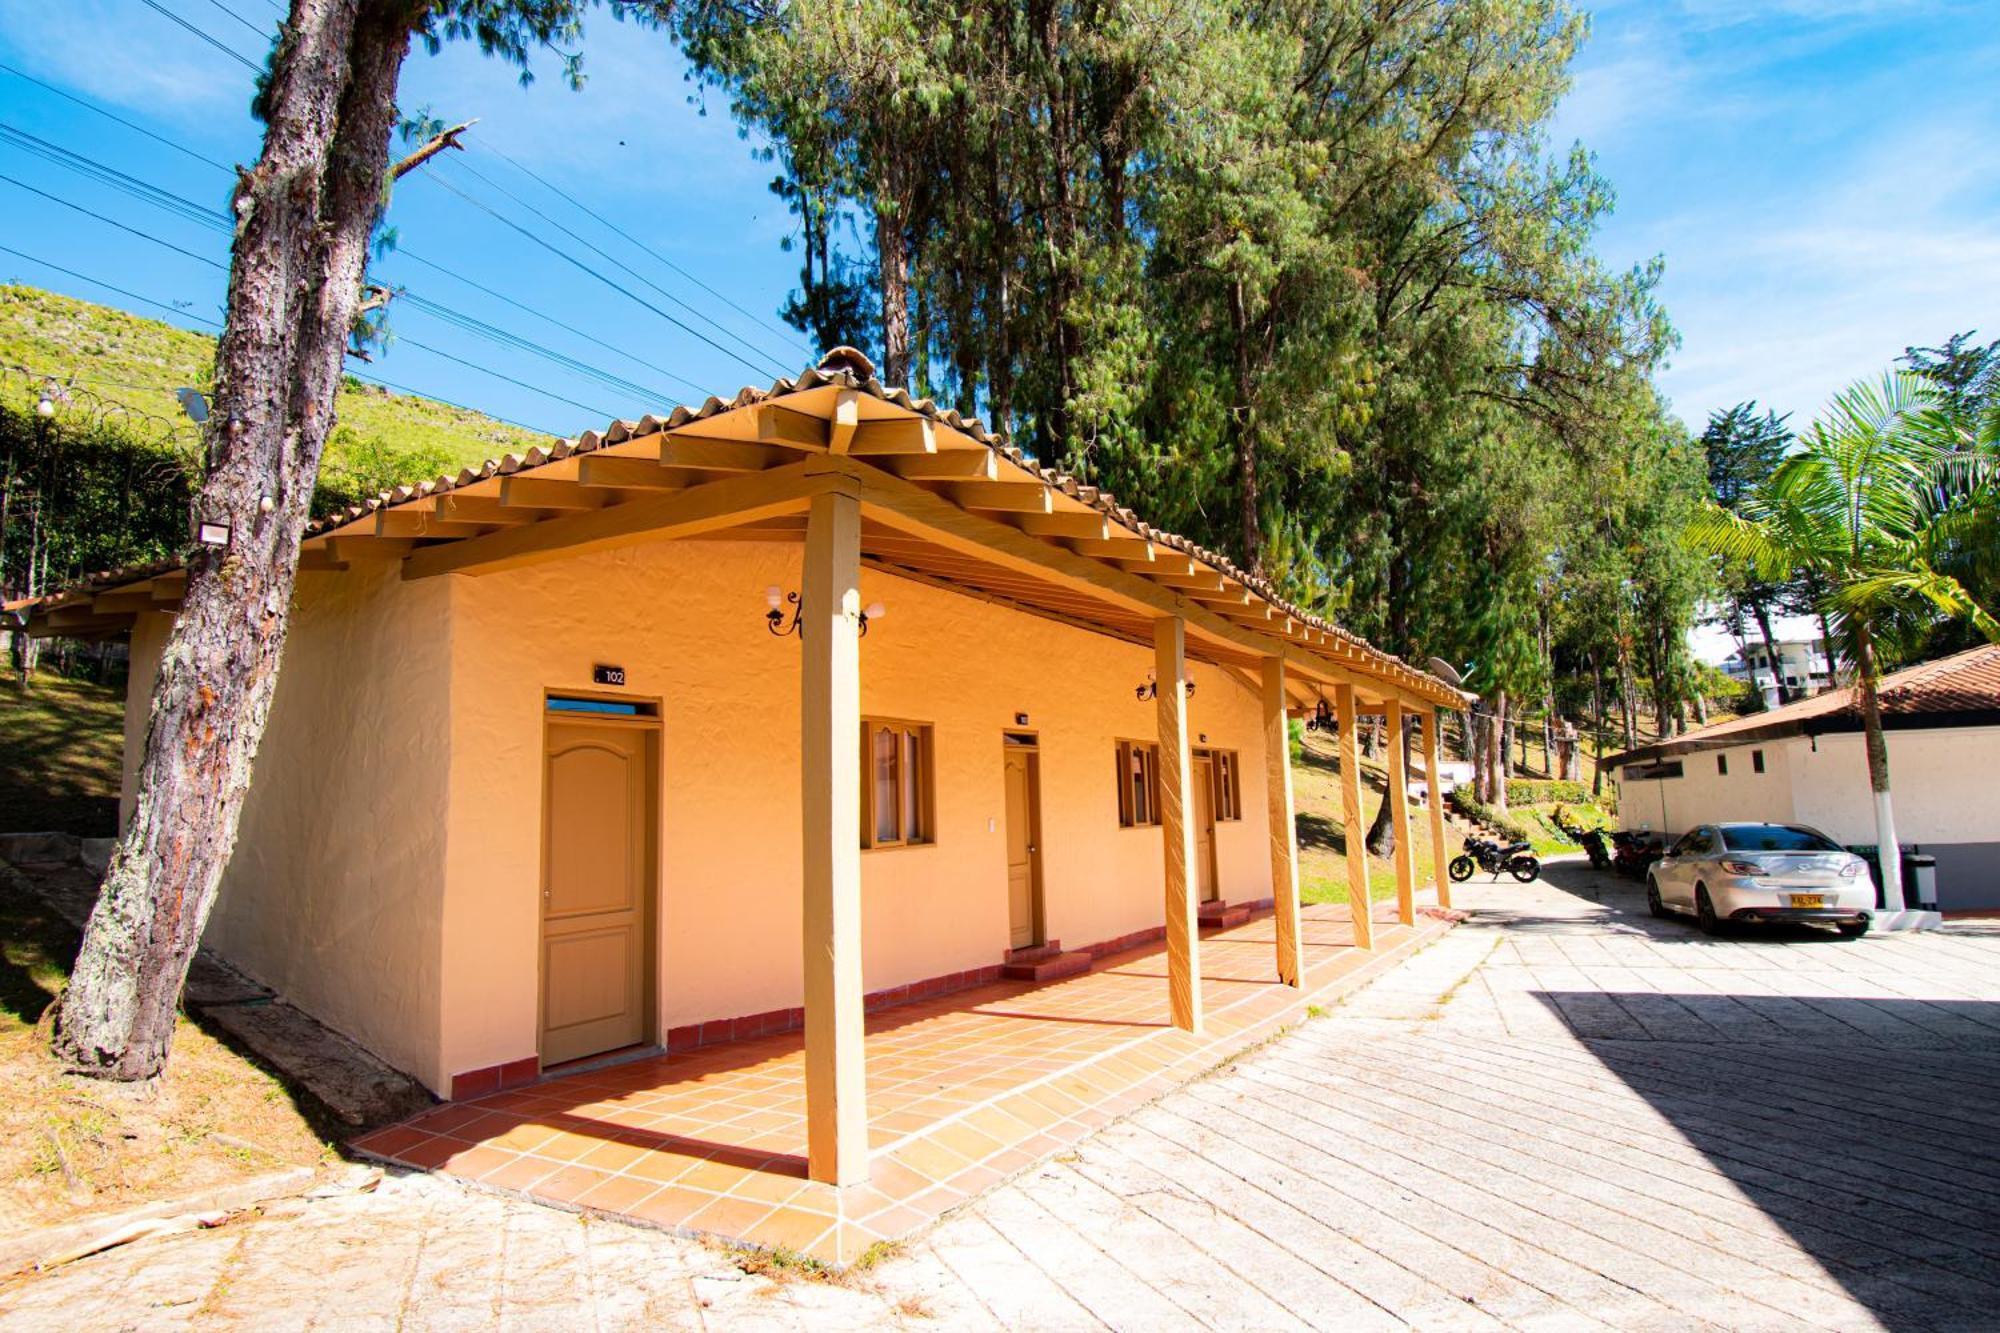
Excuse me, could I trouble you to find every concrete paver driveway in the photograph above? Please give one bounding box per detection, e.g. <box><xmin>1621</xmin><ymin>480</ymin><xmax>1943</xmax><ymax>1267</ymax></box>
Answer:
<box><xmin>6</xmin><ymin>860</ymin><xmax>1997</xmax><ymax>1329</ymax></box>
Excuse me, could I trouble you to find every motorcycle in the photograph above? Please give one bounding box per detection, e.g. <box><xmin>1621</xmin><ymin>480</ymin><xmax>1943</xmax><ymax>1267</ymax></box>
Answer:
<box><xmin>1449</xmin><ymin>835</ymin><xmax>1541</xmax><ymax>884</ymax></box>
<box><xmin>1610</xmin><ymin>830</ymin><xmax>1664</xmax><ymax>880</ymax></box>
<box><xmin>1553</xmin><ymin>805</ymin><xmax>1613</xmax><ymax>871</ymax></box>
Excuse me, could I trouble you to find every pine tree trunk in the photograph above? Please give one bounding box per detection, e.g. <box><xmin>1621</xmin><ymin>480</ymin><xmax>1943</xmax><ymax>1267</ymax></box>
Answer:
<box><xmin>53</xmin><ymin>0</ymin><xmax>410</xmax><ymax>1080</ymax></box>
<box><xmin>1749</xmin><ymin>598</ymin><xmax>1793</xmax><ymax>704</ymax></box>
<box><xmin>1852</xmin><ymin>621</ymin><xmax>1905</xmax><ymax>912</ymax></box>
<box><xmin>1492</xmin><ymin>691</ymin><xmax>1510</xmax><ymax>813</ymax></box>
<box><xmin>876</xmin><ymin>166</ymin><xmax>911</xmax><ymax>389</ymax></box>
<box><xmin>1227</xmin><ymin>280</ymin><xmax>1261</xmax><ymax>574</ymax></box>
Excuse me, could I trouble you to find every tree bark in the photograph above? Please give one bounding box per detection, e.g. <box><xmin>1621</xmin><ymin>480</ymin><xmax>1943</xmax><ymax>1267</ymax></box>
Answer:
<box><xmin>876</xmin><ymin>163</ymin><xmax>911</xmax><ymax>389</ymax></box>
<box><xmin>1491</xmin><ymin>691</ymin><xmax>1510</xmax><ymax>813</ymax></box>
<box><xmin>1748</xmin><ymin>597</ymin><xmax>1794</xmax><ymax>704</ymax></box>
<box><xmin>1227</xmin><ymin>280</ymin><xmax>1261</xmax><ymax>574</ymax></box>
<box><xmin>1852</xmin><ymin>620</ymin><xmax>1905</xmax><ymax>911</ymax></box>
<box><xmin>53</xmin><ymin>0</ymin><xmax>412</xmax><ymax>1080</ymax></box>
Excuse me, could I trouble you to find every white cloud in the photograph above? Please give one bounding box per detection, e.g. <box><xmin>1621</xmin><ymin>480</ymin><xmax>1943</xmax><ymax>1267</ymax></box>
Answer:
<box><xmin>0</xmin><ymin>0</ymin><xmax>258</xmax><ymax>120</ymax></box>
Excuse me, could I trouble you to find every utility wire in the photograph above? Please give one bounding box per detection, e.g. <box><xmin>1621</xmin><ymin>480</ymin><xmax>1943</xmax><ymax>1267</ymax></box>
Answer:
<box><xmin>425</xmin><ymin>168</ymin><xmax>786</xmax><ymax>384</ymax></box>
<box><xmin>475</xmin><ymin>141</ymin><xmax>811</xmax><ymax>358</ymax></box>
<box><xmin>399</xmin><ymin>291</ymin><xmax>674</xmax><ymax>406</ymax></box>
<box><xmin>137</xmin><ymin>0</ymin><xmax>263</xmax><ymax>74</ymax></box>
<box><xmin>436</xmin><ymin>156</ymin><xmax>794</xmax><ymax>379</ymax></box>
<box><xmin>0</xmin><ymin>63</ymin><xmax>235</xmax><ymax>174</ymax></box>
<box><xmin>0</xmin><ymin>171</ymin><xmax>227</xmax><ymax>271</ymax></box>
<box><xmin>199</xmin><ymin>0</ymin><xmax>275</xmax><ymax>42</ymax></box>
<box><xmin>394</xmin><ymin>337</ymin><xmax>614</xmax><ymax>421</ymax></box>
<box><xmin>0</xmin><ymin>242</ymin><xmax>220</xmax><ymax>329</ymax></box>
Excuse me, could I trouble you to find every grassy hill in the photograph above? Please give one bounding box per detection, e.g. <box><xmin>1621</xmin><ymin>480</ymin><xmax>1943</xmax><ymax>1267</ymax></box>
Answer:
<box><xmin>0</xmin><ymin>284</ymin><xmax>549</xmax><ymax>508</ymax></box>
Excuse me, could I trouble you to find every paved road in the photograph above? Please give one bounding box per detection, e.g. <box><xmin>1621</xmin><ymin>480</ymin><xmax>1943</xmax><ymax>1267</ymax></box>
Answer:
<box><xmin>7</xmin><ymin>861</ymin><xmax>1998</xmax><ymax>1329</ymax></box>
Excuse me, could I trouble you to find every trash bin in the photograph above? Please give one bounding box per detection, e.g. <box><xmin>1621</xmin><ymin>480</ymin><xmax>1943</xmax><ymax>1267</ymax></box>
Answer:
<box><xmin>1845</xmin><ymin>845</ymin><xmax>1936</xmax><ymax>910</ymax></box>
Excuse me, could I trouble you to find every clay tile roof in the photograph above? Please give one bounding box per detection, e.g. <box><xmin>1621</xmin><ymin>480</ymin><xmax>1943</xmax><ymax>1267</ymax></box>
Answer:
<box><xmin>1606</xmin><ymin>642</ymin><xmax>2000</xmax><ymax>767</ymax></box>
<box><xmin>28</xmin><ymin>352</ymin><xmax>1465</xmax><ymax>703</ymax></box>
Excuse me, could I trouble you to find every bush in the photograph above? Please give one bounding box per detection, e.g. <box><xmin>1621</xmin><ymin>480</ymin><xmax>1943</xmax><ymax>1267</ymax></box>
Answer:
<box><xmin>1507</xmin><ymin>779</ymin><xmax>1591</xmax><ymax>806</ymax></box>
<box><xmin>1448</xmin><ymin>787</ymin><xmax>1532</xmax><ymax>844</ymax></box>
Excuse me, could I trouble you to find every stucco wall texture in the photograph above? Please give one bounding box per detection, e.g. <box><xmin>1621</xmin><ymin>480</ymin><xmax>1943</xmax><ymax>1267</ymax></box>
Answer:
<box><xmin>132</xmin><ymin>539</ymin><xmax>1277</xmax><ymax>1095</ymax></box>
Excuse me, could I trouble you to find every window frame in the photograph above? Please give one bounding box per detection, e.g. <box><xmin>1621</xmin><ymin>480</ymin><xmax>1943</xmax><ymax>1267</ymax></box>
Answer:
<box><xmin>1751</xmin><ymin>749</ymin><xmax>1766</xmax><ymax>775</ymax></box>
<box><xmin>1115</xmin><ymin>739</ymin><xmax>1162</xmax><ymax>828</ymax></box>
<box><xmin>861</xmin><ymin>717</ymin><xmax>936</xmax><ymax>850</ymax></box>
<box><xmin>1197</xmin><ymin>748</ymin><xmax>1244</xmax><ymax>821</ymax></box>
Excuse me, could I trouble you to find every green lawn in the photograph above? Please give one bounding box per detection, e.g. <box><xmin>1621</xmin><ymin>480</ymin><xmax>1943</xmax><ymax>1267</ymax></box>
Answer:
<box><xmin>1292</xmin><ymin>728</ymin><xmax>1451</xmax><ymax>908</ymax></box>
<box><xmin>0</xmin><ymin>674</ymin><xmax>125</xmax><ymax>835</ymax></box>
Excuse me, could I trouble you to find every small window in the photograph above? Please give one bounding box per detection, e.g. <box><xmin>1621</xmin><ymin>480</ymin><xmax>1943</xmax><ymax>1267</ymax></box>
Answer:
<box><xmin>1717</xmin><ymin>754</ymin><xmax>1728</xmax><ymax>776</ymax></box>
<box><xmin>1116</xmin><ymin>740</ymin><xmax>1162</xmax><ymax>827</ymax></box>
<box><xmin>1751</xmin><ymin>749</ymin><xmax>1766</xmax><ymax>774</ymax></box>
<box><xmin>862</xmin><ymin>719</ymin><xmax>933</xmax><ymax>848</ymax></box>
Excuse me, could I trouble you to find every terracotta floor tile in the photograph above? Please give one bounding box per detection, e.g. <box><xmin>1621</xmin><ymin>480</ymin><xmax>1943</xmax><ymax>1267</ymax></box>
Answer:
<box><xmin>573</xmin><ymin>1173</ymin><xmax>661</xmax><ymax>1215</ymax></box>
<box><xmin>476</xmin><ymin>1153</ymin><xmax>562</xmax><ymax>1193</ymax></box>
<box><xmin>737</xmin><ymin>1206</ymin><xmax>837</xmax><ymax>1255</ymax></box>
<box><xmin>629</xmin><ymin>1186</ymin><xmax>720</xmax><ymax>1229</ymax></box>
<box><xmin>353</xmin><ymin>1125</ymin><xmax>426</xmax><ymax>1158</ymax></box>
<box><xmin>624</xmin><ymin>1150</ymin><xmax>706</xmax><ymax>1185</ymax></box>
<box><xmin>575</xmin><ymin>1139</ymin><xmax>649</xmax><ymax>1173</ymax></box>
<box><xmin>683</xmin><ymin>1192</ymin><xmax>777</xmax><ymax>1238</ymax></box>
<box><xmin>439</xmin><ymin>1143</ymin><xmax>517</xmax><ymax>1179</ymax></box>
<box><xmin>533</xmin><ymin>1164</ymin><xmax>613</xmax><ymax>1204</ymax></box>
<box><xmin>394</xmin><ymin>1135</ymin><xmax>460</xmax><ymax>1171</ymax></box>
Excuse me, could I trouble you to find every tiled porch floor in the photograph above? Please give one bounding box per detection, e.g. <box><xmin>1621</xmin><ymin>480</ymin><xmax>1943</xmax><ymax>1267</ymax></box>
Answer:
<box><xmin>354</xmin><ymin>900</ymin><xmax>1451</xmax><ymax>1265</ymax></box>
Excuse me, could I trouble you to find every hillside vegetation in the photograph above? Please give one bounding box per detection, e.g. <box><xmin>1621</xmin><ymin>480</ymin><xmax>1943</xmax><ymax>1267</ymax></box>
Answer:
<box><xmin>0</xmin><ymin>284</ymin><xmax>548</xmax><ymax>512</ymax></box>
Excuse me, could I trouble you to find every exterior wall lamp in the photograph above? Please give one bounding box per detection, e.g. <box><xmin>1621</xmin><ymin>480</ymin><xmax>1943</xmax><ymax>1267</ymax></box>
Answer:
<box><xmin>1305</xmin><ymin>696</ymin><xmax>1336</xmax><ymax>732</ymax></box>
<box><xmin>1135</xmin><ymin>669</ymin><xmax>1194</xmax><ymax>701</ymax></box>
<box><xmin>765</xmin><ymin>586</ymin><xmax>885</xmax><ymax>639</ymax></box>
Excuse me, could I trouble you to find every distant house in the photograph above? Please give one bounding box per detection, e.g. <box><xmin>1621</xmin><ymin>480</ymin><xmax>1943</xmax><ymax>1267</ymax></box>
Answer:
<box><xmin>1608</xmin><ymin>644</ymin><xmax>2000</xmax><ymax>911</ymax></box>
<box><xmin>1721</xmin><ymin>637</ymin><xmax>1833</xmax><ymax>709</ymax></box>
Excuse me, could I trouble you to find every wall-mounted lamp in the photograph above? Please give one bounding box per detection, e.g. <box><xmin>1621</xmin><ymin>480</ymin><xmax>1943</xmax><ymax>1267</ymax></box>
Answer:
<box><xmin>1305</xmin><ymin>696</ymin><xmax>1337</xmax><ymax>732</ymax></box>
<box><xmin>765</xmin><ymin>586</ymin><xmax>884</xmax><ymax>639</ymax></box>
<box><xmin>1135</xmin><ymin>669</ymin><xmax>1194</xmax><ymax>701</ymax></box>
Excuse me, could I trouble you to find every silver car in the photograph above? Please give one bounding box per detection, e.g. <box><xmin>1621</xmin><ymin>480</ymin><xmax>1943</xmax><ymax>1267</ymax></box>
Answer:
<box><xmin>1647</xmin><ymin>822</ymin><xmax>1874</xmax><ymax>937</ymax></box>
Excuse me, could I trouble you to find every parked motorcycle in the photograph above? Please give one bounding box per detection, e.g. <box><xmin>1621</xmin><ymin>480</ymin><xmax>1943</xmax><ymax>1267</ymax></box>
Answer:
<box><xmin>1449</xmin><ymin>835</ymin><xmax>1541</xmax><ymax>884</ymax></box>
<box><xmin>1610</xmin><ymin>830</ymin><xmax>1664</xmax><ymax>880</ymax></box>
<box><xmin>1553</xmin><ymin>806</ymin><xmax>1613</xmax><ymax>871</ymax></box>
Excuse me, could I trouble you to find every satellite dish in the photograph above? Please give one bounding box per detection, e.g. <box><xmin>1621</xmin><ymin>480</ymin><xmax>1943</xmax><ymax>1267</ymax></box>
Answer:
<box><xmin>175</xmin><ymin>388</ymin><xmax>209</xmax><ymax>425</ymax></box>
<box><xmin>1427</xmin><ymin>656</ymin><xmax>1465</xmax><ymax>688</ymax></box>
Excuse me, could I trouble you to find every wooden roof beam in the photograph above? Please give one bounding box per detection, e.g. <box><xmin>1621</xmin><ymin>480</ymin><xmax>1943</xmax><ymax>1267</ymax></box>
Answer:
<box><xmin>499</xmin><ymin>476</ymin><xmax>606</xmax><ymax>511</ymax></box>
<box><xmin>883</xmin><ymin>450</ymin><xmax>997</xmax><ymax>481</ymax></box>
<box><xmin>951</xmin><ymin>481</ymin><xmax>1053</xmax><ymax>514</ymax></box>
<box><xmin>847</xmin><ymin>417</ymin><xmax>935</xmax><ymax>456</ymax></box>
<box><xmin>1014</xmin><ymin>512</ymin><xmax>1111</xmax><ymax>541</ymax></box>
<box><xmin>577</xmin><ymin>456</ymin><xmax>688</xmax><ymax>490</ymax></box>
<box><xmin>658</xmin><ymin>437</ymin><xmax>792</xmax><ymax>473</ymax></box>
<box><xmin>754</xmin><ymin>404</ymin><xmax>831</xmax><ymax>451</ymax></box>
<box><xmin>427</xmin><ymin>495</ymin><xmax>540</xmax><ymax>525</ymax></box>
<box><xmin>377</xmin><ymin>510</ymin><xmax>492</xmax><ymax>540</ymax></box>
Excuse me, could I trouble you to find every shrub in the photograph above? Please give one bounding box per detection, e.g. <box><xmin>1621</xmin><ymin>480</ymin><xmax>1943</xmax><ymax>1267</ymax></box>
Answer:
<box><xmin>1507</xmin><ymin>779</ymin><xmax>1591</xmax><ymax>805</ymax></box>
<box><xmin>1448</xmin><ymin>787</ymin><xmax>1532</xmax><ymax>844</ymax></box>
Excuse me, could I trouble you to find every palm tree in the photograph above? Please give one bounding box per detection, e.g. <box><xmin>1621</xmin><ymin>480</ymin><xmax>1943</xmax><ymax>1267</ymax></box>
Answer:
<box><xmin>1691</xmin><ymin>371</ymin><xmax>1999</xmax><ymax>918</ymax></box>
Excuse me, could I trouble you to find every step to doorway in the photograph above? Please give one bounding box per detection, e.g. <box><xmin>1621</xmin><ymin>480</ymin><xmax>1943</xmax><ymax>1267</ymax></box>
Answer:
<box><xmin>1198</xmin><ymin>901</ymin><xmax>1253</xmax><ymax>931</ymax></box>
<box><xmin>999</xmin><ymin>950</ymin><xmax>1093</xmax><ymax>983</ymax></box>
<box><xmin>1004</xmin><ymin>940</ymin><xmax>1065</xmax><ymax>965</ymax></box>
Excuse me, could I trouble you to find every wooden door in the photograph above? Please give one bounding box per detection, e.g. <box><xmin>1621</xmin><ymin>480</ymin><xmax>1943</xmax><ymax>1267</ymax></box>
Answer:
<box><xmin>1192</xmin><ymin>754</ymin><xmax>1219</xmax><ymax>902</ymax></box>
<box><xmin>1004</xmin><ymin>747</ymin><xmax>1043</xmax><ymax>949</ymax></box>
<box><xmin>540</xmin><ymin>717</ymin><xmax>656</xmax><ymax>1067</ymax></box>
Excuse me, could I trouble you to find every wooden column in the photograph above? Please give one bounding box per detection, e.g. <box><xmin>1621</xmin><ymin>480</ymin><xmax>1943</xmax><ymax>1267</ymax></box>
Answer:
<box><xmin>1385</xmin><ymin>698</ymin><xmax>1418</xmax><ymax>927</ymax></box>
<box><xmin>1155</xmin><ymin>617</ymin><xmax>1203</xmax><ymax>1032</ymax></box>
<box><xmin>1332</xmin><ymin>683</ymin><xmax>1375</xmax><ymax>951</ymax></box>
<box><xmin>1262</xmin><ymin>658</ymin><xmax>1305</xmax><ymax>986</ymax></box>
<box><xmin>801</xmin><ymin>488</ymin><xmax>868</xmax><ymax>1186</ymax></box>
<box><xmin>1424</xmin><ymin>707</ymin><xmax>1453</xmax><ymax>910</ymax></box>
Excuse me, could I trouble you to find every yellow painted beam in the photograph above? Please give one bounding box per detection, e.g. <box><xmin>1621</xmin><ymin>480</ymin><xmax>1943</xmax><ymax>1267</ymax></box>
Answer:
<box><xmin>1263</xmin><ymin>657</ymin><xmax>1305</xmax><ymax>987</ymax></box>
<box><xmin>847</xmin><ymin>416</ymin><xmax>935</xmax><ymax>456</ymax></box>
<box><xmin>800</xmin><ymin>487</ymin><xmax>870</xmax><ymax>1187</ymax></box>
<box><xmin>1425</xmin><ymin>706</ymin><xmax>1454</xmax><ymax>911</ymax></box>
<box><xmin>1385</xmin><ymin>698</ymin><xmax>1418</xmax><ymax>927</ymax></box>
<box><xmin>1334</xmin><ymin>683</ymin><xmax>1375</xmax><ymax>951</ymax></box>
<box><xmin>1155</xmin><ymin>616</ymin><xmax>1203</xmax><ymax>1033</ymax></box>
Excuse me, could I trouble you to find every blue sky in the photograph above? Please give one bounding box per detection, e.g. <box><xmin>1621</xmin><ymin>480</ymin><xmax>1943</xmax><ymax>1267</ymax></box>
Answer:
<box><xmin>0</xmin><ymin>0</ymin><xmax>1994</xmax><ymax>450</ymax></box>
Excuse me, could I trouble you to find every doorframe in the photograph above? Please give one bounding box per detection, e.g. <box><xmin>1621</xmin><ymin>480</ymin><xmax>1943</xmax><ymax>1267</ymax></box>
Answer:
<box><xmin>1190</xmin><ymin>748</ymin><xmax>1221</xmax><ymax>903</ymax></box>
<box><xmin>538</xmin><ymin>690</ymin><xmax>664</xmax><ymax>1070</ymax></box>
<box><xmin>1002</xmin><ymin>731</ymin><xmax>1047</xmax><ymax>949</ymax></box>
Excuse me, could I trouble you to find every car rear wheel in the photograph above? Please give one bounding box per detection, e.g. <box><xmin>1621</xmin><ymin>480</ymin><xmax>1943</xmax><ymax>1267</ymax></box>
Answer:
<box><xmin>1695</xmin><ymin>885</ymin><xmax>1722</xmax><ymax>935</ymax></box>
<box><xmin>1646</xmin><ymin>877</ymin><xmax>1668</xmax><ymax>919</ymax></box>
<box><xmin>1837</xmin><ymin>918</ymin><xmax>1871</xmax><ymax>939</ymax></box>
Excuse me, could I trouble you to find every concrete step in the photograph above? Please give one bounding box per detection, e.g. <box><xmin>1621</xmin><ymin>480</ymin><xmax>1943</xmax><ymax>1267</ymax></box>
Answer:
<box><xmin>1004</xmin><ymin>940</ymin><xmax>1065</xmax><ymax>965</ymax></box>
<box><xmin>1000</xmin><ymin>951</ymin><xmax>1093</xmax><ymax>983</ymax></box>
<box><xmin>1198</xmin><ymin>901</ymin><xmax>1253</xmax><ymax>931</ymax></box>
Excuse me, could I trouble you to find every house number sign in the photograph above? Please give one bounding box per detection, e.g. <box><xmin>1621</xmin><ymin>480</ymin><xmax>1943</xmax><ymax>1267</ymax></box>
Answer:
<box><xmin>592</xmin><ymin>664</ymin><xmax>627</xmax><ymax>687</ymax></box>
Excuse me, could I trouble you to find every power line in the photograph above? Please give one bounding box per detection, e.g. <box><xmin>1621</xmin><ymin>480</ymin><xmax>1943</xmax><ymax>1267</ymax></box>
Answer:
<box><xmin>475</xmin><ymin>141</ymin><xmax>811</xmax><ymax>358</ymax></box>
<box><xmin>198</xmin><ymin>0</ymin><xmax>274</xmax><ymax>43</ymax></box>
<box><xmin>438</xmin><ymin>155</ymin><xmax>794</xmax><ymax>378</ymax></box>
<box><xmin>399</xmin><ymin>291</ymin><xmax>676</xmax><ymax>406</ymax></box>
<box><xmin>137</xmin><ymin>0</ymin><xmax>262</xmax><ymax>74</ymax></box>
<box><xmin>388</xmin><ymin>248</ymin><xmax>712</xmax><ymax>399</ymax></box>
<box><xmin>0</xmin><ymin>63</ymin><xmax>235</xmax><ymax>174</ymax></box>
<box><xmin>0</xmin><ymin>242</ymin><xmax>220</xmax><ymax>329</ymax></box>
<box><xmin>394</xmin><ymin>336</ymin><xmax>614</xmax><ymax>421</ymax></box>
<box><xmin>425</xmin><ymin>167</ymin><xmax>788</xmax><ymax>384</ymax></box>
<box><xmin>0</xmin><ymin>121</ymin><xmax>230</xmax><ymax>235</ymax></box>
<box><xmin>0</xmin><ymin>170</ymin><xmax>227</xmax><ymax>271</ymax></box>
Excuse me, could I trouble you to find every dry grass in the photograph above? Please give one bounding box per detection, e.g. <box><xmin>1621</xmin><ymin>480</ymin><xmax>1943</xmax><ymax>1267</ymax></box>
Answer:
<box><xmin>0</xmin><ymin>884</ymin><xmax>332</xmax><ymax>1241</ymax></box>
<box><xmin>0</xmin><ymin>675</ymin><xmax>125</xmax><ymax>836</ymax></box>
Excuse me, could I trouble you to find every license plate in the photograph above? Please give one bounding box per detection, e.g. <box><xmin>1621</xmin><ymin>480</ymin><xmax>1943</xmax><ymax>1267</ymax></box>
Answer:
<box><xmin>1789</xmin><ymin>894</ymin><xmax>1825</xmax><ymax>909</ymax></box>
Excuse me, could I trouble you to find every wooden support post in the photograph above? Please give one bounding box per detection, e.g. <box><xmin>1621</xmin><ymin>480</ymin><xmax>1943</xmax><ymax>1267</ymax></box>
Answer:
<box><xmin>1155</xmin><ymin>617</ymin><xmax>1203</xmax><ymax>1032</ymax></box>
<box><xmin>1385</xmin><ymin>698</ymin><xmax>1418</xmax><ymax>927</ymax></box>
<box><xmin>801</xmin><ymin>488</ymin><xmax>869</xmax><ymax>1186</ymax></box>
<box><xmin>1262</xmin><ymin>658</ymin><xmax>1305</xmax><ymax>987</ymax></box>
<box><xmin>1425</xmin><ymin>707</ymin><xmax>1453</xmax><ymax>910</ymax></box>
<box><xmin>1333</xmin><ymin>683</ymin><xmax>1375</xmax><ymax>950</ymax></box>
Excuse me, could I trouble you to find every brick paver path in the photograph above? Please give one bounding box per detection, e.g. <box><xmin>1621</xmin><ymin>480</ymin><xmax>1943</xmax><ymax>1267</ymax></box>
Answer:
<box><xmin>8</xmin><ymin>860</ymin><xmax>1998</xmax><ymax>1329</ymax></box>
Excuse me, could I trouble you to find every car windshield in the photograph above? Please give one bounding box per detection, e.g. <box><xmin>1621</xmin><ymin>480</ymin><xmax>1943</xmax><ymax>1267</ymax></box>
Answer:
<box><xmin>1721</xmin><ymin>825</ymin><xmax>1840</xmax><ymax>853</ymax></box>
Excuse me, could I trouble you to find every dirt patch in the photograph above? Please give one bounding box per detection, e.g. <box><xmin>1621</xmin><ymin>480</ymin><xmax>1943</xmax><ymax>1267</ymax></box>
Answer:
<box><xmin>0</xmin><ymin>883</ymin><xmax>332</xmax><ymax>1243</ymax></box>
